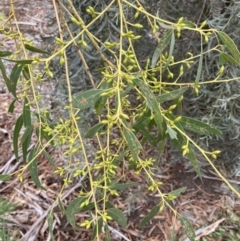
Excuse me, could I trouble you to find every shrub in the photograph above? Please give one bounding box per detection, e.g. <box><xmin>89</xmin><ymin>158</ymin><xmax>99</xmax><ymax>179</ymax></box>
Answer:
<box><xmin>0</xmin><ymin>0</ymin><xmax>239</xmax><ymax>240</ymax></box>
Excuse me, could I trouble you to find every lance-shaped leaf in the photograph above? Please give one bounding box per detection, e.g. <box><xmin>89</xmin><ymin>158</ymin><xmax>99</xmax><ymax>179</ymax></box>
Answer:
<box><xmin>219</xmin><ymin>52</ymin><xmax>239</xmax><ymax>66</ymax></box>
<box><xmin>23</xmin><ymin>98</ymin><xmax>31</xmax><ymax>127</ymax></box>
<box><xmin>95</xmin><ymin>81</ymin><xmax>112</xmax><ymax>115</ymax></box>
<box><xmin>0</xmin><ymin>51</ymin><xmax>12</xmax><ymax>57</ymax></box>
<box><xmin>132</xmin><ymin>111</ymin><xmax>156</xmax><ymax>145</ymax></box>
<box><xmin>8</xmin><ymin>99</ymin><xmax>17</xmax><ymax>113</ymax></box>
<box><xmin>139</xmin><ymin>205</ymin><xmax>161</xmax><ymax>228</ymax></box>
<box><xmin>73</xmin><ymin>89</ymin><xmax>106</xmax><ymax>110</ymax></box>
<box><xmin>24</xmin><ymin>44</ymin><xmax>50</xmax><ymax>55</ymax></box>
<box><xmin>162</xmin><ymin>30</ymin><xmax>175</xmax><ymax>72</ymax></box>
<box><xmin>179</xmin><ymin>116</ymin><xmax>222</xmax><ymax>136</ymax></box>
<box><xmin>66</xmin><ymin>196</ymin><xmax>86</xmax><ymax>229</ymax></box>
<box><xmin>180</xmin><ymin>217</ymin><xmax>196</xmax><ymax>241</ymax></box>
<box><xmin>21</xmin><ymin>125</ymin><xmax>33</xmax><ymax>163</ymax></box>
<box><xmin>109</xmin><ymin>182</ymin><xmax>137</xmax><ymax>190</ymax></box>
<box><xmin>91</xmin><ymin>217</ymin><xmax>103</xmax><ymax>241</ymax></box>
<box><xmin>104</xmin><ymin>225</ymin><xmax>111</xmax><ymax>241</ymax></box>
<box><xmin>1</xmin><ymin>59</ymin><xmax>33</xmax><ymax>64</ymax></box>
<box><xmin>42</xmin><ymin>150</ymin><xmax>56</xmax><ymax>167</ymax></box>
<box><xmin>168</xmin><ymin>187</ymin><xmax>187</xmax><ymax>198</ymax></box>
<box><xmin>166</xmin><ymin>113</ymin><xmax>185</xmax><ymax>148</ymax></box>
<box><xmin>58</xmin><ymin>198</ymin><xmax>65</xmax><ymax>214</ymax></box>
<box><xmin>186</xmin><ymin>144</ymin><xmax>201</xmax><ymax>177</ymax></box>
<box><xmin>10</xmin><ymin>63</ymin><xmax>25</xmax><ymax>98</ymax></box>
<box><xmin>47</xmin><ymin>211</ymin><xmax>55</xmax><ymax>241</ymax></box>
<box><xmin>22</xmin><ymin>65</ymin><xmax>30</xmax><ymax>80</ymax></box>
<box><xmin>217</xmin><ymin>31</ymin><xmax>240</xmax><ymax>66</ymax></box>
<box><xmin>181</xmin><ymin>20</ymin><xmax>196</xmax><ymax>28</ymax></box>
<box><xmin>167</xmin><ymin>125</ymin><xmax>178</xmax><ymax>139</ymax></box>
<box><xmin>84</xmin><ymin>123</ymin><xmax>105</xmax><ymax>138</ymax></box>
<box><xmin>13</xmin><ymin>114</ymin><xmax>23</xmax><ymax>161</ymax></box>
<box><xmin>0</xmin><ymin>174</ymin><xmax>11</xmax><ymax>181</ymax></box>
<box><xmin>28</xmin><ymin>147</ymin><xmax>45</xmax><ymax>190</ymax></box>
<box><xmin>123</xmin><ymin>127</ymin><xmax>142</xmax><ymax>162</ymax></box>
<box><xmin>0</xmin><ymin>59</ymin><xmax>11</xmax><ymax>91</ymax></box>
<box><xmin>157</xmin><ymin>87</ymin><xmax>188</xmax><ymax>103</ymax></box>
<box><xmin>195</xmin><ymin>34</ymin><xmax>203</xmax><ymax>84</ymax></box>
<box><xmin>151</xmin><ymin>30</ymin><xmax>173</xmax><ymax>68</ymax></box>
<box><xmin>166</xmin><ymin>114</ymin><xmax>201</xmax><ymax>177</ymax></box>
<box><xmin>132</xmin><ymin>122</ymin><xmax>157</xmax><ymax>146</ymax></box>
<box><xmin>107</xmin><ymin>208</ymin><xmax>127</xmax><ymax>228</ymax></box>
<box><xmin>133</xmin><ymin>78</ymin><xmax>163</xmax><ymax>133</ymax></box>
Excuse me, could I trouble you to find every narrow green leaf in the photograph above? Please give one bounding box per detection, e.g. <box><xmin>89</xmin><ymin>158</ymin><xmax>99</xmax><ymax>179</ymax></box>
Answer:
<box><xmin>167</xmin><ymin>125</ymin><xmax>178</xmax><ymax>139</ymax></box>
<box><xmin>132</xmin><ymin>122</ymin><xmax>157</xmax><ymax>146</ymax></box>
<box><xmin>47</xmin><ymin>211</ymin><xmax>55</xmax><ymax>241</ymax></box>
<box><xmin>105</xmin><ymin>201</ymin><xmax>115</xmax><ymax>209</ymax></box>
<box><xmin>42</xmin><ymin>150</ymin><xmax>56</xmax><ymax>167</ymax></box>
<box><xmin>133</xmin><ymin>78</ymin><xmax>163</xmax><ymax>132</ymax></box>
<box><xmin>133</xmin><ymin>110</ymin><xmax>151</xmax><ymax>126</ymax></box>
<box><xmin>120</xmin><ymin>83</ymin><xmax>134</xmax><ymax>97</ymax></box>
<box><xmin>24</xmin><ymin>44</ymin><xmax>50</xmax><ymax>55</ymax></box>
<box><xmin>139</xmin><ymin>205</ymin><xmax>160</xmax><ymax>228</ymax></box>
<box><xmin>58</xmin><ymin>198</ymin><xmax>66</xmax><ymax>214</ymax></box>
<box><xmin>219</xmin><ymin>52</ymin><xmax>239</xmax><ymax>66</ymax></box>
<box><xmin>168</xmin><ymin>187</ymin><xmax>187</xmax><ymax>198</ymax></box>
<box><xmin>112</xmin><ymin>151</ymin><xmax>127</xmax><ymax>166</ymax></box>
<box><xmin>0</xmin><ymin>199</ymin><xmax>17</xmax><ymax>215</ymax></box>
<box><xmin>95</xmin><ymin>81</ymin><xmax>112</xmax><ymax>115</ymax></box>
<box><xmin>169</xmin><ymin>225</ymin><xmax>176</xmax><ymax>241</ymax></box>
<box><xmin>91</xmin><ymin>217</ymin><xmax>103</xmax><ymax>241</ymax></box>
<box><xmin>0</xmin><ymin>58</ymin><xmax>11</xmax><ymax>91</ymax></box>
<box><xmin>23</xmin><ymin>98</ymin><xmax>31</xmax><ymax>127</ymax></box>
<box><xmin>21</xmin><ymin>125</ymin><xmax>33</xmax><ymax>163</ymax></box>
<box><xmin>166</xmin><ymin>113</ymin><xmax>186</xmax><ymax>151</ymax></box>
<box><xmin>84</xmin><ymin>123</ymin><xmax>105</xmax><ymax>138</ymax></box>
<box><xmin>109</xmin><ymin>182</ymin><xmax>137</xmax><ymax>190</ymax></box>
<box><xmin>0</xmin><ymin>174</ymin><xmax>11</xmax><ymax>181</ymax></box>
<box><xmin>66</xmin><ymin>197</ymin><xmax>86</xmax><ymax>229</ymax></box>
<box><xmin>104</xmin><ymin>225</ymin><xmax>111</xmax><ymax>241</ymax></box>
<box><xmin>181</xmin><ymin>20</ymin><xmax>196</xmax><ymax>28</ymax></box>
<box><xmin>179</xmin><ymin>116</ymin><xmax>222</xmax><ymax>136</ymax></box>
<box><xmin>186</xmin><ymin>145</ymin><xmax>201</xmax><ymax>177</ymax></box>
<box><xmin>157</xmin><ymin>87</ymin><xmax>188</xmax><ymax>103</ymax></box>
<box><xmin>22</xmin><ymin>65</ymin><xmax>30</xmax><ymax>80</ymax></box>
<box><xmin>80</xmin><ymin>202</ymin><xmax>95</xmax><ymax>212</ymax></box>
<box><xmin>151</xmin><ymin>30</ymin><xmax>173</xmax><ymax>68</ymax></box>
<box><xmin>195</xmin><ymin>34</ymin><xmax>203</xmax><ymax>84</ymax></box>
<box><xmin>180</xmin><ymin>217</ymin><xmax>196</xmax><ymax>241</ymax></box>
<box><xmin>123</xmin><ymin>127</ymin><xmax>142</xmax><ymax>162</ymax></box>
<box><xmin>163</xmin><ymin>30</ymin><xmax>175</xmax><ymax>72</ymax></box>
<box><xmin>107</xmin><ymin>208</ymin><xmax>127</xmax><ymax>228</ymax></box>
<box><xmin>73</xmin><ymin>89</ymin><xmax>106</xmax><ymax>110</ymax></box>
<box><xmin>217</xmin><ymin>31</ymin><xmax>240</xmax><ymax>66</ymax></box>
<box><xmin>0</xmin><ymin>51</ymin><xmax>12</xmax><ymax>57</ymax></box>
<box><xmin>8</xmin><ymin>99</ymin><xmax>17</xmax><ymax>113</ymax></box>
<box><xmin>28</xmin><ymin>147</ymin><xmax>45</xmax><ymax>190</ymax></box>
<box><xmin>9</xmin><ymin>63</ymin><xmax>24</xmax><ymax>97</ymax></box>
<box><xmin>1</xmin><ymin>58</ymin><xmax>33</xmax><ymax>64</ymax></box>
<box><xmin>13</xmin><ymin>114</ymin><xmax>23</xmax><ymax>161</ymax></box>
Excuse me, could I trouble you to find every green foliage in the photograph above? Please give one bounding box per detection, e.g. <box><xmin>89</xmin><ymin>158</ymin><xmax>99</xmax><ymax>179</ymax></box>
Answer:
<box><xmin>208</xmin><ymin>226</ymin><xmax>240</xmax><ymax>241</ymax></box>
<box><xmin>0</xmin><ymin>0</ymin><xmax>240</xmax><ymax>240</ymax></box>
<box><xmin>0</xmin><ymin>199</ymin><xmax>17</xmax><ymax>241</ymax></box>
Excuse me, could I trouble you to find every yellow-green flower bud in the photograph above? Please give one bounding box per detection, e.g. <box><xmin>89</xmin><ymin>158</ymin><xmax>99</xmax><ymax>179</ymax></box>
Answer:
<box><xmin>134</xmin><ymin>23</ymin><xmax>143</xmax><ymax>29</ymax></box>
<box><xmin>218</xmin><ymin>66</ymin><xmax>224</xmax><ymax>76</ymax></box>
<box><xmin>200</xmin><ymin>20</ymin><xmax>207</xmax><ymax>29</ymax></box>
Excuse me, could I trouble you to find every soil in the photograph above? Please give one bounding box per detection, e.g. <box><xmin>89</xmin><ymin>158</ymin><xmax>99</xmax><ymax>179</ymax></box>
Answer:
<box><xmin>0</xmin><ymin>1</ymin><xmax>240</xmax><ymax>241</ymax></box>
